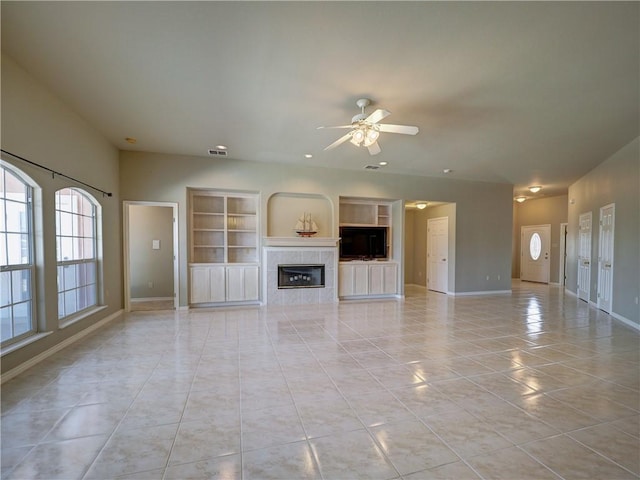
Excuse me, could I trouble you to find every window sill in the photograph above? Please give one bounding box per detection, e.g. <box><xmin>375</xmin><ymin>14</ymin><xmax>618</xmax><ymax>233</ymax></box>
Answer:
<box><xmin>1</xmin><ymin>331</ymin><xmax>54</xmax><ymax>357</ymax></box>
<box><xmin>59</xmin><ymin>305</ymin><xmax>108</xmax><ymax>330</ymax></box>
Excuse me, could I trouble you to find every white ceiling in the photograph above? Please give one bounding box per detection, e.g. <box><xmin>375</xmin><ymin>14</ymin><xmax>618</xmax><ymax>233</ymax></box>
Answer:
<box><xmin>2</xmin><ymin>2</ymin><xmax>638</xmax><ymax>198</ymax></box>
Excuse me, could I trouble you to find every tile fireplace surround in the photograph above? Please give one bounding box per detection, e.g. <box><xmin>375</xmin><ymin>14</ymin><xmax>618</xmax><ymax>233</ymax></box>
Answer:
<box><xmin>263</xmin><ymin>238</ymin><xmax>339</xmax><ymax>305</ymax></box>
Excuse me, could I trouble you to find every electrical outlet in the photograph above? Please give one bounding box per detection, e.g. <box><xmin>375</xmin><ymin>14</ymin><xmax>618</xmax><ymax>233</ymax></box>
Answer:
<box><xmin>497</xmin><ymin>274</ymin><xmax>501</xmax><ymax>280</ymax></box>
<box><xmin>486</xmin><ymin>275</ymin><xmax>490</xmax><ymax>280</ymax></box>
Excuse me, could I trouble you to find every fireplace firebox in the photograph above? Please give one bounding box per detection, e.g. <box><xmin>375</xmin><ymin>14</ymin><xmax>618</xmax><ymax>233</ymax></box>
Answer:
<box><xmin>278</xmin><ymin>264</ymin><xmax>325</xmax><ymax>289</ymax></box>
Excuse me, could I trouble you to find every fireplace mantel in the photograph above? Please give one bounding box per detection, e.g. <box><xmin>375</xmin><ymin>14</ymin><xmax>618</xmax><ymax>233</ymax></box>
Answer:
<box><xmin>263</xmin><ymin>237</ymin><xmax>340</xmax><ymax>248</ymax></box>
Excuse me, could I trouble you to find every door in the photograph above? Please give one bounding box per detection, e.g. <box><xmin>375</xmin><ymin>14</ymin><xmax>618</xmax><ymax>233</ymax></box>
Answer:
<box><xmin>577</xmin><ymin>212</ymin><xmax>592</xmax><ymax>302</ymax></box>
<box><xmin>597</xmin><ymin>204</ymin><xmax>615</xmax><ymax>313</ymax></box>
<box><xmin>427</xmin><ymin>217</ymin><xmax>448</xmax><ymax>293</ymax></box>
<box><xmin>226</xmin><ymin>266</ymin><xmax>259</xmax><ymax>302</ymax></box>
<box><xmin>521</xmin><ymin>225</ymin><xmax>550</xmax><ymax>283</ymax></box>
<box><xmin>369</xmin><ymin>263</ymin><xmax>397</xmax><ymax>295</ymax></box>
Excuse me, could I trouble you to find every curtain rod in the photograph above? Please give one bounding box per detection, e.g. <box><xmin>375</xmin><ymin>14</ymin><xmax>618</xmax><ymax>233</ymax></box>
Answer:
<box><xmin>1</xmin><ymin>149</ymin><xmax>113</xmax><ymax>198</ymax></box>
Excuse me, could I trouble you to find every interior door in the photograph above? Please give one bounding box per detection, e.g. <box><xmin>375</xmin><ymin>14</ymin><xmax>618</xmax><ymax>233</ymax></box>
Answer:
<box><xmin>577</xmin><ymin>212</ymin><xmax>592</xmax><ymax>302</ymax></box>
<box><xmin>597</xmin><ymin>204</ymin><xmax>615</xmax><ymax>313</ymax></box>
<box><xmin>427</xmin><ymin>217</ymin><xmax>448</xmax><ymax>293</ymax></box>
<box><xmin>521</xmin><ymin>225</ymin><xmax>550</xmax><ymax>283</ymax></box>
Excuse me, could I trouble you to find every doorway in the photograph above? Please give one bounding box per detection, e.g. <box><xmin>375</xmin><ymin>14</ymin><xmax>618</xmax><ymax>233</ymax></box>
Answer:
<box><xmin>559</xmin><ymin>223</ymin><xmax>568</xmax><ymax>286</ymax></box>
<box><xmin>123</xmin><ymin>201</ymin><xmax>179</xmax><ymax>312</ymax></box>
<box><xmin>427</xmin><ymin>216</ymin><xmax>448</xmax><ymax>293</ymax></box>
<box><xmin>597</xmin><ymin>204</ymin><xmax>615</xmax><ymax>313</ymax></box>
<box><xmin>577</xmin><ymin>212</ymin><xmax>592</xmax><ymax>302</ymax></box>
<box><xmin>521</xmin><ymin>224</ymin><xmax>550</xmax><ymax>283</ymax></box>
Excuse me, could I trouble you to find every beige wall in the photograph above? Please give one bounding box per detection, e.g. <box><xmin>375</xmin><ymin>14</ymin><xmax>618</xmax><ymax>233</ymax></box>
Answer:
<box><xmin>128</xmin><ymin>206</ymin><xmax>174</xmax><ymax>299</ymax></box>
<box><xmin>566</xmin><ymin>137</ymin><xmax>639</xmax><ymax>326</ymax></box>
<box><xmin>119</xmin><ymin>150</ymin><xmax>514</xmax><ymax>305</ymax></box>
<box><xmin>513</xmin><ymin>195</ymin><xmax>568</xmax><ymax>283</ymax></box>
<box><xmin>1</xmin><ymin>53</ymin><xmax>122</xmax><ymax>374</ymax></box>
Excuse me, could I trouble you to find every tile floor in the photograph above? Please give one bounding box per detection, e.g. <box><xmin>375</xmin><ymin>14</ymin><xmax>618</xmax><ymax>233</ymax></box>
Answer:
<box><xmin>1</xmin><ymin>281</ymin><xmax>639</xmax><ymax>479</ymax></box>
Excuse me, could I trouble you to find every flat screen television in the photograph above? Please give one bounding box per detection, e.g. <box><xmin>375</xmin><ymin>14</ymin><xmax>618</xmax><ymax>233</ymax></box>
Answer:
<box><xmin>339</xmin><ymin>226</ymin><xmax>388</xmax><ymax>259</ymax></box>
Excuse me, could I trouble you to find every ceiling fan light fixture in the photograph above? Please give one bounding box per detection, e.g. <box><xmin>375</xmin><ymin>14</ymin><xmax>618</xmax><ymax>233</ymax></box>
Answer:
<box><xmin>364</xmin><ymin>128</ymin><xmax>379</xmax><ymax>147</ymax></box>
<box><xmin>351</xmin><ymin>128</ymin><xmax>365</xmax><ymax>146</ymax></box>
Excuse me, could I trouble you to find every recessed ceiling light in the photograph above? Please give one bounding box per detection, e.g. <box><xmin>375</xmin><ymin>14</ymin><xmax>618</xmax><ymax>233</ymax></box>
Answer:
<box><xmin>528</xmin><ymin>185</ymin><xmax>542</xmax><ymax>193</ymax></box>
<box><xmin>304</xmin><ymin>154</ymin><xmax>313</xmax><ymax>158</ymax></box>
<box><xmin>216</xmin><ymin>145</ymin><xmax>227</xmax><ymax>150</ymax></box>
<box><xmin>443</xmin><ymin>168</ymin><xmax>452</xmax><ymax>174</ymax></box>
<box><xmin>125</xmin><ymin>137</ymin><xmax>137</xmax><ymax>144</ymax></box>
<box><xmin>379</xmin><ymin>161</ymin><xmax>388</xmax><ymax>166</ymax></box>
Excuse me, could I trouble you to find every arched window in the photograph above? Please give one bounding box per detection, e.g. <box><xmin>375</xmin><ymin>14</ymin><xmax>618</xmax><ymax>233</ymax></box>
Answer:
<box><xmin>55</xmin><ymin>188</ymin><xmax>99</xmax><ymax>320</ymax></box>
<box><xmin>1</xmin><ymin>163</ymin><xmax>36</xmax><ymax>345</ymax></box>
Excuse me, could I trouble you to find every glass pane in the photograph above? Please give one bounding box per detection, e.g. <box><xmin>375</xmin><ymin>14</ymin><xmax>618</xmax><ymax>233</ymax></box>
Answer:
<box><xmin>64</xmin><ymin>289</ymin><xmax>77</xmax><ymax>317</ymax></box>
<box><xmin>530</xmin><ymin>233</ymin><xmax>542</xmax><ymax>261</ymax></box>
<box><xmin>58</xmin><ymin>211</ymin><xmax>74</xmax><ymax>236</ymax></box>
<box><xmin>86</xmin><ymin>261</ymin><xmax>96</xmax><ymax>283</ymax></box>
<box><xmin>81</xmin><ymin>216</ymin><xmax>94</xmax><ymax>237</ymax></box>
<box><xmin>0</xmin><ymin>271</ymin><xmax>11</xmax><ymax>307</ymax></box>
<box><xmin>80</xmin><ymin>195</ymin><xmax>94</xmax><ymax>217</ymax></box>
<box><xmin>13</xmin><ymin>301</ymin><xmax>31</xmax><ymax>336</ymax></box>
<box><xmin>0</xmin><ymin>234</ymin><xmax>7</xmax><ymax>266</ymax></box>
<box><xmin>4</xmin><ymin>170</ymin><xmax>27</xmax><ymax>203</ymax></box>
<box><xmin>5</xmin><ymin>200</ymin><xmax>27</xmax><ymax>233</ymax></box>
<box><xmin>0</xmin><ymin>306</ymin><xmax>12</xmax><ymax>342</ymax></box>
<box><xmin>0</xmin><ymin>167</ymin><xmax>4</xmax><ymax>199</ymax></box>
<box><xmin>63</xmin><ymin>264</ymin><xmax>78</xmax><ymax>290</ymax></box>
<box><xmin>58</xmin><ymin>292</ymin><xmax>65</xmax><ymax>318</ymax></box>
<box><xmin>77</xmin><ymin>285</ymin><xmax>94</xmax><ymax>310</ymax></box>
<box><xmin>7</xmin><ymin>233</ymin><xmax>28</xmax><ymax>265</ymax></box>
<box><xmin>12</xmin><ymin>269</ymin><xmax>30</xmax><ymax>303</ymax></box>
<box><xmin>82</xmin><ymin>238</ymin><xmax>95</xmax><ymax>260</ymax></box>
<box><xmin>56</xmin><ymin>189</ymin><xmax>72</xmax><ymax>213</ymax></box>
<box><xmin>59</xmin><ymin>236</ymin><xmax>74</xmax><ymax>261</ymax></box>
<box><xmin>57</xmin><ymin>265</ymin><xmax>64</xmax><ymax>291</ymax></box>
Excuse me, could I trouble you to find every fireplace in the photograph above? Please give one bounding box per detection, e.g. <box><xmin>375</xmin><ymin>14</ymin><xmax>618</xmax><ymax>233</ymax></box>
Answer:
<box><xmin>278</xmin><ymin>264</ymin><xmax>325</xmax><ymax>289</ymax></box>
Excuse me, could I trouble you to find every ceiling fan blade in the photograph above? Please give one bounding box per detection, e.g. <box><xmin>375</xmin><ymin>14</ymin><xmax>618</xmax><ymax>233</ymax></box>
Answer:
<box><xmin>365</xmin><ymin>109</ymin><xmax>391</xmax><ymax>124</ymax></box>
<box><xmin>367</xmin><ymin>141</ymin><xmax>381</xmax><ymax>155</ymax></box>
<box><xmin>317</xmin><ymin>125</ymin><xmax>354</xmax><ymax>130</ymax></box>
<box><xmin>324</xmin><ymin>132</ymin><xmax>353</xmax><ymax>151</ymax></box>
<box><xmin>377</xmin><ymin>124</ymin><xmax>419</xmax><ymax>135</ymax></box>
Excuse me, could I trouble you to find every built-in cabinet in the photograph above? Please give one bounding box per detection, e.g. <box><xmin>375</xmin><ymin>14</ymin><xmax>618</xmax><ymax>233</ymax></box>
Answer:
<box><xmin>339</xmin><ymin>199</ymin><xmax>391</xmax><ymax>226</ymax></box>
<box><xmin>339</xmin><ymin>261</ymin><xmax>398</xmax><ymax>297</ymax></box>
<box><xmin>189</xmin><ymin>189</ymin><xmax>259</xmax><ymax>304</ymax></box>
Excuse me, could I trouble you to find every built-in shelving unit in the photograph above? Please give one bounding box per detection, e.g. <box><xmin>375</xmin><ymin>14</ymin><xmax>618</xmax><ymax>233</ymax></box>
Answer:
<box><xmin>189</xmin><ymin>189</ymin><xmax>259</xmax><ymax>304</ymax></box>
<box><xmin>339</xmin><ymin>198</ymin><xmax>392</xmax><ymax>227</ymax></box>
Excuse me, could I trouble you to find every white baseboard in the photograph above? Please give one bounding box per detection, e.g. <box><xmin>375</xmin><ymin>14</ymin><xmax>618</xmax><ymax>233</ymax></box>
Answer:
<box><xmin>450</xmin><ymin>290</ymin><xmax>512</xmax><ymax>297</ymax></box>
<box><xmin>610</xmin><ymin>311</ymin><xmax>640</xmax><ymax>331</ymax></box>
<box><xmin>130</xmin><ymin>297</ymin><xmax>173</xmax><ymax>303</ymax></box>
<box><xmin>1</xmin><ymin>309</ymin><xmax>123</xmax><ymax>384</ymax></box>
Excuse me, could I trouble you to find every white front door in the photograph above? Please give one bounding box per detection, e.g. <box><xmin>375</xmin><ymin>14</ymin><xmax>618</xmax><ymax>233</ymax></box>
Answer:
<box><xmin>578</xmin><ymin>212</ymin><xmax>592</xmax><ymax>302</ymax></box>
<box><xmin>427</xmin><ymin>217</ymin><xmax>448</xmax><ymax>293</ymax></box>
<box><xmin>597</xmin><ymin>204</ymin><xmax>615</xmax><ymax>313</ymax></box>
<box><xmin>521</xmin><ymin>225</ymin><xmax>550</xmax><ymax>283</ymax></box>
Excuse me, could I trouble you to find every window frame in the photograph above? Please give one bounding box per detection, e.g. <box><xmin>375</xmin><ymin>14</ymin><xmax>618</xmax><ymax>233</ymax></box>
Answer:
<box><xmin>55</xmin><ymin>187</ymin><xmax>100</xmax><ymax>322</ymax></box>
<box><xmin>1</xmin><ymin>162</ymin><xmax>37</xmax><ymax>346</ymax></box>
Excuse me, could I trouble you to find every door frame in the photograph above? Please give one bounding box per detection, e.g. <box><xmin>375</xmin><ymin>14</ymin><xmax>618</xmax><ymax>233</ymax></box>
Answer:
<box><xmin>123</xmin><ymin>201</ymin><xmax>179</xmax><ymax>312</ymax></box>
<box><xmin>577</xmin><ymin>211</ymin><xmax>592</xmax><ymax>303</ymax></box>
<box><xmin>597</xmin><ymin>203</ymin><xmax>615</xmax><ymax>313</ymax></box>
<box><xmin>559</xmin><ymin>223</ymin><xmax>568</xmax><ymax>286</ymax></box>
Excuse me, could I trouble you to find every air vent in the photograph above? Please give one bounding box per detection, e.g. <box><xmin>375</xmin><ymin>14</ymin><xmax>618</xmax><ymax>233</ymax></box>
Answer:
<box><xmin>208</xmin><ymin>149</ymin><xmax>228</xmax><ymax>156</ymax></box>
<box><xmin>364</xmin><ymin>164</ymin><xmax>380</xmax><ymax>170</ymax></box>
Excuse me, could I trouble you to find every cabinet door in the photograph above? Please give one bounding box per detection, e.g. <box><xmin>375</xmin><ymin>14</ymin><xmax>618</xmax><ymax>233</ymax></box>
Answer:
<box><xmin>369</xmin><ymin>264</ymin><xmax>397</xmax><ymax>295</ymax></box>
<box><xmin>209</xmin><ymin>267</ymin><xmax>226</xmax><ymax>302</ymax></box>
<box><xmin>353</xmin><ymin>265</ymin><xmax>369</xmax><ymax>295</ymax></box>
<box><xmin>226</xmin><ymin>266</ymin><xmax>259</xmax><ymax>302</ymax></box>
<box><xmin>339</xmin><ymin>265</ymin><xmax>355</xmax><ymax>296</ymax></box>
<box><xmin>190</xmin><ymin>266</ymin><xmax>211</xmax><ymax>303</ymax></box>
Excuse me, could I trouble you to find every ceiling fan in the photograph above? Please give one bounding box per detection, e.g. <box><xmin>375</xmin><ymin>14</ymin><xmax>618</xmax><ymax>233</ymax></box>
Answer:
<box><xmin>318</xmin><ymin>98</ymin><xmax>419</xmax><ymax>155</ymax></box>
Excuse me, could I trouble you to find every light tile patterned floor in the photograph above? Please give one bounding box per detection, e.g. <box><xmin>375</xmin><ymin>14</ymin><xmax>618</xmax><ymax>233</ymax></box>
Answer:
<box><xmin>1</xmin><ymin>281</ymin><xmax>639</xmax><ymax>479</ymax></box>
